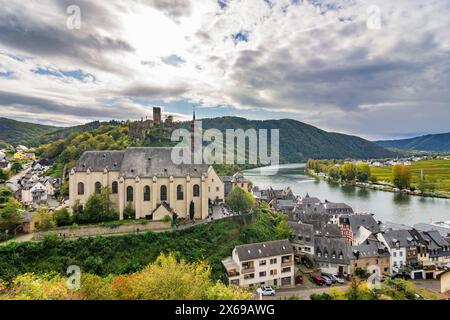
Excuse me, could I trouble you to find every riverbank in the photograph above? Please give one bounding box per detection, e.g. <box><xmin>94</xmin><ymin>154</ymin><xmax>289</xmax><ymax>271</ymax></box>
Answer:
<box><xmin>307</xmin><ymin>170</ymin><xmax>450</xmax><ymax>200</ymax></box>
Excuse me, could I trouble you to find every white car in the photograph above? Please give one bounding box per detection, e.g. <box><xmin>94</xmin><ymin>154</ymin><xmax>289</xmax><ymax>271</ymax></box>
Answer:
<box><xmin>259</xmin><ymin>286</ymin><xmax>276</xmax><ymax>296</ymax></box>
<box><xmin>335</xmin><ymin>276</ymin><xmax>345</xmax><ymax>284</ymax></box>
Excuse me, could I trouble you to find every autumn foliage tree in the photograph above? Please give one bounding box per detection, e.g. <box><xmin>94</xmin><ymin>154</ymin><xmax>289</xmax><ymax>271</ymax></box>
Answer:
<box><xmin>0</xmin><ymin>253</ymin><xmax>252</xmax><ymax>300</ymax></box>
<box><xmin>392</xmin><ymin>165</ymin><xmax>412</xmax><ymax>189</ymax></box>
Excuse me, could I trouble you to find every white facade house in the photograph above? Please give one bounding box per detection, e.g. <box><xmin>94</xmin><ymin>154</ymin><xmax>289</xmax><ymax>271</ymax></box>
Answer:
<box><xmin>377</xmin><ymin>232</ymin><xmax>409</xmax><ymax>273</ymax></box>
<box><xmin>222</xmin><ymin>240</ymin><xmax>295</xmax><ymax>288</ymax></box>
<box><xmin>22</xmin><ymin>182</ymin><xmax>48</xmax><ymax>204</ymax></box>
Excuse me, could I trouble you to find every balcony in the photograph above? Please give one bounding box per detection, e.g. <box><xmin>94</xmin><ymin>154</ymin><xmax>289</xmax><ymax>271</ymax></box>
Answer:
<box><xmin>281</xmin><ymin>260</ymin><xmax>294</xmax><ymax>267</ymax></box>
<box><xmin>242</xmin><ymin>267</ymin><xmax>255</xmax><ymax>274</ymax></box>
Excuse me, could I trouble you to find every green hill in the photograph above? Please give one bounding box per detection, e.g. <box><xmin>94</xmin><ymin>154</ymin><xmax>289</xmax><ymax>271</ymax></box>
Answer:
<box><xmin>376</xmin><ymin>133</ymin><xmax>450</xmax><ymax>151</ymax></box>
<box><xmin>2</xmin><ymin>116</ymin><xmax>394</xmax><ymax>162</ymax></box>
<box><xmin>183</xmin><ymin>117</ymin><xmax>394</xmax><ymax>162</ymax></box>
<box><xmin>0</xmin><ymin>117</ymin><xmax>60</xmax><ymax>146</ymax></box>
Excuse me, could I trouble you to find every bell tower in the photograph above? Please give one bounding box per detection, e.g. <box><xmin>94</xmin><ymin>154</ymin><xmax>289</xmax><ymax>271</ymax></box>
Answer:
<box><xmin>191</xmin><ymin>106</ymin><xmax>196</xmax><ymax>153</ymax></box>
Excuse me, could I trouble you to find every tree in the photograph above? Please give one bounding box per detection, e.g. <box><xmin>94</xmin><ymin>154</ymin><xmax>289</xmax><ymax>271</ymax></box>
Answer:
<box><xmin>123</xmin><ymin>202</ymin><xmax>135</xmax><ymax>220</ymax></box>
<box><xmin>226</xmin><ymin>187</ymin><xmax>255</xmax><ymax>213</ymax></box>
<box><xmin>327</xmin><ymin>166</ymin><xmax>340</xmax><ymax>181</ymax></box>
<box><xmin>33</xmin><ymin>207</ymin><xmax>56</xmax><ymax>231</ymax></box>
<box><xmin>356</xmin><ymin>164</ymin><xmax>371</xmax><ymax>182</ymax></box>
<box><xmin>54</xmin><ymin>208</ymin><xmax>72</xmax><ymax>227</ymax></box>
<box><xmin>10</xmin><ymin>162</ymin><xmax>23</xmax><ymax>174</ymax></box>
<box><xmin>340</xmin><ymin>163</ymin><xmax>357</xmax><ymax>181</ymax></box>
<box><xmin>0</xmin><ymin>185</ymin><xmax>14</xmax><ymax>204</ymax></box>
<box><xmin>111</xmin><ymin>253</ymin><xmax>252</xmax><ymax>300</ymax></box>
<box><xmin>82</xmin><ymin>187</ymin><xmax>118</xmax><ymax>223</ymax></box>
<box><xmin>189</xmin><ymin>200</ymin><xmax>195</xmax><ymax>220</ymax></box>
<box><xmin>0</xmin><ymin>168</ymin><xmax>10</xmax><ymax>180</ymax></box>
<box><xmin>0</xmin><ymin>200</ymin><xmax>23</xmax><ymax>234</ymax></box>
<box><xmin>392</xmin><ymin>165</ymin><xmax>412</xmax><ymax>189</ymax></box>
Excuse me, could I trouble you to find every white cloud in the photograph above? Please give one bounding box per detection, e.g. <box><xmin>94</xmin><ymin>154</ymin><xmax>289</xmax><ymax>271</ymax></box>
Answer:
<box><xmin>0</xmin><ymin>0</ymin><xmax>449</xmax><ymax>139</ymax></box>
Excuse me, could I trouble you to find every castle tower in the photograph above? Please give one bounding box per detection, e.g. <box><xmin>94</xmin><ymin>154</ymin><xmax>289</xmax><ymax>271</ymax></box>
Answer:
<box><xmin>153</xmin><ymin>107</ymin><xmax>161</xmax><ymax>125</ymax></box>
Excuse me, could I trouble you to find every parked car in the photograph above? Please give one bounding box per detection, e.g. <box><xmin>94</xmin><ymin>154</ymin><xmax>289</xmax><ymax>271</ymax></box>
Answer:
<box><xmin>321</xmin><ymin>273</ymin><xmax>337</xmax><ymax>284</ymax></box>
<box><xmin>391</xmin><ymin>273</ymin><xmax>411</xmax><ymax>280</ymax></box>
<box><xmin>295</xmin><ymin>274</ymin><xmax>303</xmax><ymax>284</ymax></box>
<box><xmin>335</xmin><ymin>276</ymin><xmax>345</xmax><ymax>284</ymax></box>
<box><xmin>375</xmin><ymin>275</ymin><xmax>387</xmax><ymax>283</ymax></box>
<box><xmin>320</xmin><ymin>275</ymin><xmax>332</xmax><ymax>286</ymax></box>
<box><xmin>259</xmin><ymin>286</ymin><xmax>276</xmax><ymax>296</ymax></box>
<box><xmin>311</xmin><ymin>275</ymin><xmax>326</xmax><ymax>286</ymax></box>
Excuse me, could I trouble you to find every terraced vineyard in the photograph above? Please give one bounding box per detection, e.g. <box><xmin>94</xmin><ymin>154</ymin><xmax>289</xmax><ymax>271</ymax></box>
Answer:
<box><xmin>370</xmin><ymin>159</ymin><xmax>450</xmax><ymax>193</ymax></box>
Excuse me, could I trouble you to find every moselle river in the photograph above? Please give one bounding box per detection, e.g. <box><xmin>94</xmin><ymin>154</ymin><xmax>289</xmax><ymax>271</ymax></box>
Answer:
<box><xmin>244</xmin><ymin>163</ymin><xmax>450</xmax><ymax>226</ymax></box>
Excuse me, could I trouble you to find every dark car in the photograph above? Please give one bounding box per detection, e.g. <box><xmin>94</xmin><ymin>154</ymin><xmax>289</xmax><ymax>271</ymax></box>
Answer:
<box><xmin>311</xmin><ymin>275</ymin><xmax>326</xmax><ymax>286</ymax></box>
<box><xmin>391</xmin><ymin>273</ymin><xmax>411</xmax><ymax>280</ymax></box>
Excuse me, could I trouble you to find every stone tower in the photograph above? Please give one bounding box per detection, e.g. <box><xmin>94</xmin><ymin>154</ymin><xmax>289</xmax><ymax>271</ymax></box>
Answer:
<box><xmin>153</xmin><ymin>107</ymin><xmax>161</xmax><ymax>125</ymax></box>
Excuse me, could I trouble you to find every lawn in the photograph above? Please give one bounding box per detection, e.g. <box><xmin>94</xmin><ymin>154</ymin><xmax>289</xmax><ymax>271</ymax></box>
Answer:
<box><xmin>370</xmin><ymin>159</ymin><xmax>450</xmax><ymax>193</ymax></box>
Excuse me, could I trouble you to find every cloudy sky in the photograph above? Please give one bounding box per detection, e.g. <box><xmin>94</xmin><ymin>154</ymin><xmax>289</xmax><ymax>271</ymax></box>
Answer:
<box><xmin>0</xmin><ymin>0</ymin><xmax>449</xmax><ymax>140</ymax></box>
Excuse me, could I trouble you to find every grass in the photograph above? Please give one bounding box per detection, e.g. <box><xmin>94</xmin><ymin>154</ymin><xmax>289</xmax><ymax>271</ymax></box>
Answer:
<box><xmin>370</xmin><ymin>159</ymin><xmax>450</xmax><ymax>193</ymax></box>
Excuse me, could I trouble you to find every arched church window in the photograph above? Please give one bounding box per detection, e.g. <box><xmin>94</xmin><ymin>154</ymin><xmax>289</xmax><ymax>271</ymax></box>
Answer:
<box><xmin>193</xmin><ymin>184</ymin><xmax>200</xmax><ymax>197</ymax></box>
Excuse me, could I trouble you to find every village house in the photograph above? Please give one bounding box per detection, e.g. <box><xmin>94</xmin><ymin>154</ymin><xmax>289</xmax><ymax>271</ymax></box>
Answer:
<box><xmin>69</xmin><ymin>147</ymin><xmax>224</xmax><ymax>220</ymax></box>
<box><xmin>339</xmin><ymin>214</ymin><xmax>380</xmax><ymax>245</ymax></box>
<box><xmin>409</xmin><ymin>229</ymin><xmax>450</xmax><ymax>279</ymax></box>
<box><xmin>347</xmin><ymin>239</ymin><xmax>391</xmax><ymax>275</ymax></box>
<box><xmin>289</xmin><ymin>221</ymin><xmax>315</xmax><ymax>257</ymax></box>
<box><xmin>21</xmin><ymin>182</ymin><xmax>48</xmax><ymax>204</ymax></box>
<box><xmin>314</xmin><ymin>236</ymin><xmax>350</xmax><ymax>276</ymax></box>
<box><xmin>438</xmin><ymin>269</ymin><xmax>450</xmax><ymax>294</ymax></box>
<box><xmin>222</xmin><ymin>240</ymin><xmax>295</xmax><ymax>288</ymax></box>
<box><xmin>377</xmin><ymin>229</ymin><xmax>418</xmax><ymax>274</ymax></box>
<box><xmin>220</xmin><ymin>172</ymin><xmax>251</xmax><ymax>198</ymax></box>
<box><xmin>13</xmin><ymin>150</ymin><xmax>36</xmax><ymax>161</ymax></box>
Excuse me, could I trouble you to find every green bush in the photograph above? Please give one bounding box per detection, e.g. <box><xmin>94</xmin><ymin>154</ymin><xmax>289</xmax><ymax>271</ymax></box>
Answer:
<box><xmin>0</xmin><ymin>203</ymin><xmax>290</xmax><ymax>282</ymax></box>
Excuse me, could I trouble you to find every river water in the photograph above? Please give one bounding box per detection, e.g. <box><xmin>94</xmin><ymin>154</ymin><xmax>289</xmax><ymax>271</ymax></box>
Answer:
<box><xmin>244</xmin><ymin>163</ymin><xmax>450</xmax><ymax>226</ymax></box>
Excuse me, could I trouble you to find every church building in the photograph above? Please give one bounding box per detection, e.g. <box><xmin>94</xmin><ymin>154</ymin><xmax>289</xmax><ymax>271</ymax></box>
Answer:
<box><xmin>69</xmin><ymin>147</ymin><xmax>224</xmax><ymax>220</ymax></box>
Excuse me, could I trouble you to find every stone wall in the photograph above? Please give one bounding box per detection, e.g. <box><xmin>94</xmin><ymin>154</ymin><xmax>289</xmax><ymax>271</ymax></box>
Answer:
<box><xmin>33</xmin><ymin>221</ymin><xmax>171</xmax><ymax>240</ymax></box>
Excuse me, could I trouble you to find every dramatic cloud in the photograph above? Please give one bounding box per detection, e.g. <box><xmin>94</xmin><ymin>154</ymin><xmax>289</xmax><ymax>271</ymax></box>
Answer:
<box><xmin>0</xmin><ymin>0</ymin><xmax>449</xmax><ymax>139</ymax></box>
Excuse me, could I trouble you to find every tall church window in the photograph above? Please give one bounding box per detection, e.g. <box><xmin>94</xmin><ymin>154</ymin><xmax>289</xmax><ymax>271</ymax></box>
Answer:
<box><xmin>95</xmin><ymin>182</ymin><xmax>102</xmax><ymax>194</ymax></box>
<box><xmin>193</xmin><ymin>184</ymin><xmax>200</xmax><ymax>197</ymax></box>
<box><xmin>112</xmin><ymin>181</ymin><xmax>118</xmax><ymax>194</ymax></box>
<box><xmin>144</xmin><ymin>186</ymin><xmax>151</xmax><ymax>202</ymax></box>
<box><xmin>127</xmin><ymin>186</ymin><xmax>134</xmax><ymax>202</ymax></box>
<box><xmin>160</xmin><ymin>185</ymin><xmax>167</xmax><ymax>201</ymax></box>
<box><xmin>77</xmin><ymin>182</ymin><xmax>84</xmax><ymax>195</ymax></box>
<box><xmin>177</xmin><ymin>185</ymin><xmax>184</xmax><ymax>200</ymax></box>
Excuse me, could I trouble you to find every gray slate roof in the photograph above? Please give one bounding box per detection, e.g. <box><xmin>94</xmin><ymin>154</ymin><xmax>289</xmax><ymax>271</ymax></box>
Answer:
<box><xmin>382</xmin><ymin>229</ymin><xmax>416</xmax><ymax>248</ymax></box>
<box><xmin>348</xmin><ymin>214</ymin><xmax>380</xmax><ymax>235</ymax></box>
<box><xmin>289</xmin><ymin>222</ymin><xmax>314</xmax><ymax>245</ymax></box>
<box><xmin>74</xmin><ymin>148</ymin><xmax>209</xmax><ymax>178</ymax></box>
<box><xmin>349</xmin><ymin>240</ymin><xmax>390</xmax><ymax>259</ymax></box>
<box><xmin>235</xmin><ymin>240</ymin><xmax>293</xmax><ymax>261</ymax></box>
<box><xmin>75</xmin><ymin>150</ymin><xmax>125</xmax><ymax>172</ymax></box>
<box><xmin>120</xmin><ymin>148</ymin><xmax>208</xmax><ymax>178</ymax></box>
<box><xmin>314</xmin><ymin>236</ymin><xmax>350</xmax><ymax>264</ymax></box>
<box><xmin>413</xmin><ymin>223</ymin><xmax>450</xmax><ymax>237</ymax></box>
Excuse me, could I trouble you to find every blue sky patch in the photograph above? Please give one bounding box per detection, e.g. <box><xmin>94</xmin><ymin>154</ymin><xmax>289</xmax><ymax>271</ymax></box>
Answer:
<box><xmin>32</xmin><ymin>67</ymin><xmax>96</xmax><ymax>82</ymax></box>
<box><xmin>232</xmin><ymin>31</ymin><xmax>249</xmax><ymax>44</ymax></box>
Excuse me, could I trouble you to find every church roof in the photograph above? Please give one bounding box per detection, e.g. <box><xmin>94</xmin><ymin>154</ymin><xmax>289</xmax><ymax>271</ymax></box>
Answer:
<box><xmin>74</xmin><ymin>150</ymin><xmax>125</xmax><ymax>172</ymax></box>
<box><xmin>74</xmin><ymin>148</ymin><xmax>209</xmax><ymax>178</ymax></box>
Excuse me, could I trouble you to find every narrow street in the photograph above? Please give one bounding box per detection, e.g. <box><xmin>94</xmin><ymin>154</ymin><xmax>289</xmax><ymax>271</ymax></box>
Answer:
<box><xmin>257</xmin><ymin>285</ymin><xmax>350</xmax><ymax>300</ymax></box>
<box><xmin>7</xmin><ymin>166</ymin><xmax>31</xmax><ymax>184</ymax></box>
